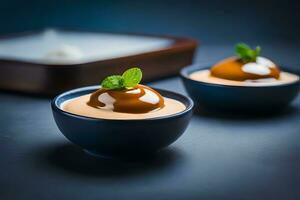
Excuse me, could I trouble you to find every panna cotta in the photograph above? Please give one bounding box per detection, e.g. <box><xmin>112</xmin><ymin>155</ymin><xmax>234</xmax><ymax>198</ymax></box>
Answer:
<box><xmin>62</xmin><ymin>68</ymin><xmax>186</xmax><ymax>120</ymax></box>
<box><xmin>190</xmin><ymin>43</ymin><xmax>299</xmax><ymax>86</ymax></box>
<box><xmin>52</xmin><ymin>69</ymin><xmax>193</xmax><ymax>156</ymax></box>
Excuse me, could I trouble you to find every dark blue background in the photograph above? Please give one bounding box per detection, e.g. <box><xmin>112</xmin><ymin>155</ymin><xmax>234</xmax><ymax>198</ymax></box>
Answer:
<box><xmin>1</xmin><ymin>0</ymin><xmax>299</xmax><ymax>44</ymax></box>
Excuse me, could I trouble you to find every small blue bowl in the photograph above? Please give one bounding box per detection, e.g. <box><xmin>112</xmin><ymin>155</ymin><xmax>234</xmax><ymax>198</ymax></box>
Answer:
<box><xmin>51</xmin><ymin>86</ymin><xmax>193</xmax><ymax>158</ymax></box>
<box><xmin>180</xmin><ymin>64</ymin><xmax>300</xmax><ymax>113</ymax></box>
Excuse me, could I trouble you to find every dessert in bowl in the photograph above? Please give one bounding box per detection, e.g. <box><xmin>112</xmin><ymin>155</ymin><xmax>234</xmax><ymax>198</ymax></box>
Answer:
<box><xmin>52</xmin><ymin>68</ymin><xmax>193</xmax><ymax>157</ymax></box>
<box><xmin>181</xmin><ymin>43</ymin><xmax>300</xmax><ymax>113</ymax></box>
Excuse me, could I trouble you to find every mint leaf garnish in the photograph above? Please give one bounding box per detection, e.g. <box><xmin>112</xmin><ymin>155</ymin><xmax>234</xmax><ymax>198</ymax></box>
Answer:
<box><xmin>235</xmin><ymin>43</ymin><xmax>261</xmax><ymax>63</ymax></box>
<box><xmin>122</xmin><ymin>67</ymin><xmax>142</xmax><ymax>88</ymax></box>
<box><xmin>101</xmin><ymin>75</ymin><xmax>124</xmax><ymax>89</ymax></box>
<box><xmin>100</xmin><ymin>67</ymin><xmax>142</xmax><ymax>90</ymax></box>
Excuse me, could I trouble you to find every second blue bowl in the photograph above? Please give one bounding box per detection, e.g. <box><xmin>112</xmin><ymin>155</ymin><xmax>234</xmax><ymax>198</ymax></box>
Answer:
<box><xmin>180</xmin><ymin>64</ymin><xmax>300</xmax><ymax>113</ymax></box>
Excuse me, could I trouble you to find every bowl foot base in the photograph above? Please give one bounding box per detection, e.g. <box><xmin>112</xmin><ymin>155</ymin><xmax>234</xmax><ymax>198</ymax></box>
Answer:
<box><xmin>83</xmin><ymin>149</ymin><xmax>161</xmax><ymax>160</ymax></box>
<box><xmin>83</xmin><ymin>149</ymin><xmax>114</xmax><ymax>160</ymax></box>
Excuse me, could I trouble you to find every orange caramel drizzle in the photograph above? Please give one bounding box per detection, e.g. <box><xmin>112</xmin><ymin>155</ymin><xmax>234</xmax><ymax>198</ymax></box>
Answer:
<box><xmin>87</xmin><ymin>84</ymin><xmax>165</xmax><ymax>114</ymax></box>
<box><xmin>210</xmin><ymin>57</ymin><xmax>281</xmax><ymax>81</ymax></box>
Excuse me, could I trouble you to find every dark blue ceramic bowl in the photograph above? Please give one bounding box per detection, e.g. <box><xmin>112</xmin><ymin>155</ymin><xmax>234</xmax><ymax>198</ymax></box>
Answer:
<box><xmin>180</xmin><ymin>65</ymin><xmax>300</xmax><ymax>113</ymax></box>
<box><xmin>52</xmin><ymin>86</ymin><xmax>193</xmax><ymax>157</ymax></box>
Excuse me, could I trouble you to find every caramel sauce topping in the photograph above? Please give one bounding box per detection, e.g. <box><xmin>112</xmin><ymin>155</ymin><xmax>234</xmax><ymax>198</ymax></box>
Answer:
<box><xmin>87</xmin><ymin>84</ymin><xmax>165</xmax><ymax>114</ymax></box>
<box><xmin>210</xmin><ymin>57</ymin><xmax>281</xmax><ymax>81</ymax></box>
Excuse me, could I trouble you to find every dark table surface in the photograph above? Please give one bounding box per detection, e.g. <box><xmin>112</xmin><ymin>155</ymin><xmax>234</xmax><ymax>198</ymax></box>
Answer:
<box><xmin>1</xmin><ymin>45</ymin><xmax>300</xmax><ymax>200</ymax></box>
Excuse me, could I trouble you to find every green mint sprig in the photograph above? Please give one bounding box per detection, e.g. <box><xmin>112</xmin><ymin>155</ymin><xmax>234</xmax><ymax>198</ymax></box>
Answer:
<box><xmin>101</xmin><ymin>67</ymin><xmax>142</xmax><ymax>90</ymax></box>
<box><xmin>235</xmin><ymin>43</ymin><xmax>261</xmax><ymax>63</ymax></box>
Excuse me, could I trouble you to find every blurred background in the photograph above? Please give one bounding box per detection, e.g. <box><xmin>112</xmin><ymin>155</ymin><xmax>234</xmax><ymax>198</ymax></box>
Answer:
<box><xmin>1</xmin><ymin>0</ymin><xmax>299</xmax><ymax>43</ymax></box>
<box><xmin>0</xmin><ymin>0</ymin><xmax>299</xmax><ymax>64</ymax></box>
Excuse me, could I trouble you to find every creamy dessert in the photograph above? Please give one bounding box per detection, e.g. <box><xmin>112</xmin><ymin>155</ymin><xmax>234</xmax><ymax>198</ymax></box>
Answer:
<box><xmin>190</xmin><ymin>43</ymin><xmax>299</xmax><ymax>86</ymax></box>
<box><xmin>62</xmin><ymin>67</ymin><xmax>186</xmax><ymax>119</ymax></box>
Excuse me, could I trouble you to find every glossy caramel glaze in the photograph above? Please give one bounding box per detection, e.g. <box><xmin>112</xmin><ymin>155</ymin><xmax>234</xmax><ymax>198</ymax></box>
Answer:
<box><xmin>211</xmin><ymin>57</ymin><xmax>281</xmax><ymax>81</ymax></box>
<box><xmin>87</xmin><ymin>84</ymin><xmax>165</xmax><ymax>114</ymax></box>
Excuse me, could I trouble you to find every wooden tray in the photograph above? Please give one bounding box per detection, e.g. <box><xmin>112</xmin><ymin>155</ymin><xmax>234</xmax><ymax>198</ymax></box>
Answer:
<box><xmin>0</xmin><ymin>29</ymin><xmax>197</xmax><ymax>95</ymax></box>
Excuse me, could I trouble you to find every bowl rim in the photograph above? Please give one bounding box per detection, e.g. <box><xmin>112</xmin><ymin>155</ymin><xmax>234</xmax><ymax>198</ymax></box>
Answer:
<box><xmin>180</xmin><ymin>64</ymin><xmax>300</xmax><ymax>88</ymax></box>
<box><xmin>52</xmin><ymin>85</ymin><xmax>194</xmax><ymax>122</ymax></box>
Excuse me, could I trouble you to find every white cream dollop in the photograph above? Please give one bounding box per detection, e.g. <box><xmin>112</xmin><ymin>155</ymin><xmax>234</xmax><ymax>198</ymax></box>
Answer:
<box><xmin>98</xmin><ymin>93</ymin><xmax>116</xmax><ymax>110</ymax></box>
<box><xmin>242</xmin><ymin>63</ymin><xmax>271</xmax><ymax>75</ymax></box>
<box><xmin>126</xmin><ymin>88</ymin><xmax>141</xmax><ymax>94</ymax></box>
<box><xmin>256</xmin><ymin>57</ymin><xmax>276</xmax><ymax>68</ymax></box>
<box><xmin>139</xmin><ymin>89</ymin><xmax>160</xmax><ymax>105</ymax></box>
<box><xmin>242</xmin><ymin>56</ymin><xmax>275</xmax><ymax>75</ymax></box>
